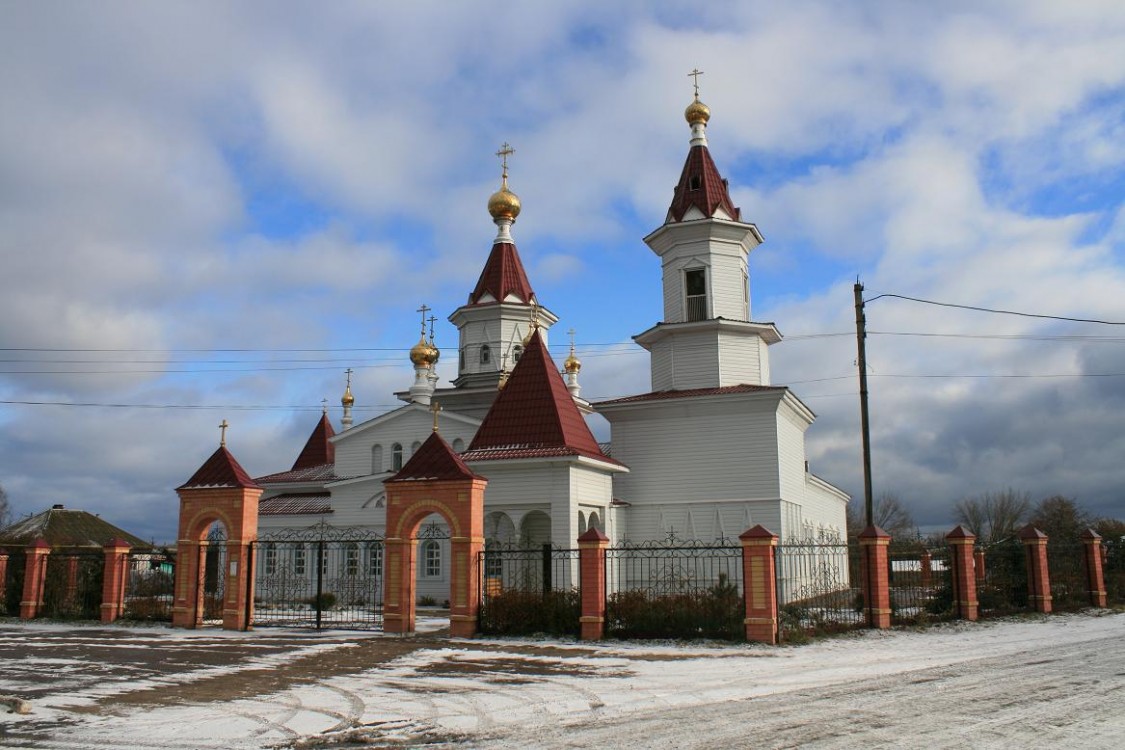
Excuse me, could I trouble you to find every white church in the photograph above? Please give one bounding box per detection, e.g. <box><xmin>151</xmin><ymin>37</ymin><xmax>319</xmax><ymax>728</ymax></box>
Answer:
<box><xmin>251</xmin><ymin>89</ymin><xmax>848</xmax><ymax>596</ymax></box>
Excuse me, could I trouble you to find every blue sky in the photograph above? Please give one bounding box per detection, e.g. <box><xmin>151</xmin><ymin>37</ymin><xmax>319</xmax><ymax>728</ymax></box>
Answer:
<box><xmin>2</xmin><ymin>1</ymin><xmax>1124</xmax><ymax>541</ymax></box>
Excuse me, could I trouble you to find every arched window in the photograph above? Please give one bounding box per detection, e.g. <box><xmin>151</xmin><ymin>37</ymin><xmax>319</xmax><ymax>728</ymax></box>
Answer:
<box><xmin>371</xmin><ymin>444</ymin><xmax>383</xmax><ymax>473</ymax></box>
<box><xmin>411</xmin><ymin>440</ymin><xmax>421</xmax><ymax>456</ymax></box>
<box><xmin>422</xmin><ymin>540</ymin><xmax>442</xmax><ymax>578</ymax></box>
<box><xmin>368</xmin><ymin>543</ymin><xmax>383</xmax><ymax>577</ymax></box>
<box><xmin>512</xmin><ymin>344</ymin><xmax>523</xmax><ymax>362</ymax></box>
<box><xmin>391</xmin><ymin>443</ymin><xmax>403</xmax><ymax>471</ymax></box>
<box><xmin>480</xmin><ymin>344</ymin><xmax>491</xmax><ymax>365</ymax></box>
<box><xmin>578</xmin><ymin>511</ymin><xmax>587</xmax><ymax>535</ymax></box>
<box><xmin>451</xmin><ymin>438</ymin><xmax>464</xmax><ymax>453</ymax></box>
<box><xmin>344</xmin><ymin>543</ymin><xmax>359</xmax><ymax>576</ymax></box>
<box><xmin>264</xmin><ymin>543</ymin><xmax>277</xmax><ymax>575</ymax></box>
<box><xmin>293</xmin><ymin>544</ymin><xmax>307</xmax><ymax>576</ymax></box>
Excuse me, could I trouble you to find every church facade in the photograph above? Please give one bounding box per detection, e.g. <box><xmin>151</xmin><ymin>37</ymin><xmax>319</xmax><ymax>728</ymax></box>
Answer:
<box><xmin>249</xmin><ymin>91</ymin><xmax>848</xmax><ymax>599</ymax></box>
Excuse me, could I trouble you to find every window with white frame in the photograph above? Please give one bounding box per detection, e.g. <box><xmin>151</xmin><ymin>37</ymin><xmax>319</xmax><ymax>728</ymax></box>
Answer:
<box><xmin>344</xmin><ymin>543</ymin><xmax>359</xmax><ymax>576</ymax></box>
<box><xmin>264</xmin><ymin>543</ymin><xmax>277</xmax><ymax>575</ymax></box>
<box><xmin>685</xmin><ymin>268</ymin><xmax>707</xmax><ymax>321</ymax></box>
<box><xmin>293</xmin><ymin>544</ymin><xmax>307</xmax><ymax>576</ymax></box>
<box><xmin>422</xmin><ymin>540</ymin><xmax>442</xmax><ymax>578</ymax></box>
<box><xmin>369</xmin><ymin>543</ymin><xmax>382</xmax><ymax>577</ymax></box>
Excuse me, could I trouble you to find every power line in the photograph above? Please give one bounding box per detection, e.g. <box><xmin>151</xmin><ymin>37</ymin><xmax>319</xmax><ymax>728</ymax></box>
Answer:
<box><xmin>866</xmin><ymin>293</ymin><xmax>1125</xmax><ymax>326</ymax></box>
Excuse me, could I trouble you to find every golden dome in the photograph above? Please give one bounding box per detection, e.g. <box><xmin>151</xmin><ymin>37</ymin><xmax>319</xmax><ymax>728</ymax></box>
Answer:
<box><xmin>341</xmin><ymin>385</ymin><xmax>354</xmax><ymax>407</ymax></box>
<box><xmin>685</xmin><ymin>96</ymin><xmax>711</xmax><ymax>126</ymax></box>
<box><xmin>563</xmin><ymin>350</ymin><xmax>581</xmax><ymax>374</ymax></box>
<box><xmin>488</xmin><ymin>185</ymin><xmax>521</xmax><ymax>221</ymax></box>
<box><xmin>409</xmin><ymin>335</ymin><xmax>439</xmax><ymax>367</ymax></box>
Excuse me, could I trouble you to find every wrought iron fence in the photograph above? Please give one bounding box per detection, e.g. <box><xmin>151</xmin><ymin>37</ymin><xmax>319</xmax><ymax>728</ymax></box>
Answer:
<box><xmin>201</xmin><ymin>525</ymin><xmax>227</xmax><ymax>623</ymax></box>
<box><xmin>253</xmin><ymin>523</ymin><xmax>384</xmax><ymax>630</ymax></box>
<box><xmin>1047</xmin><ymin>542</ymin><xmax>1089</xmax><ymax>611</ymax></box>
<box><xmin>776</xmin><ymin>540</ymin><xmax>863</xmax><ymax>641</ymax></box>
<box><xmin>605</xmin><ymin>537</ymin><xmax>743</xmax><ymax>640</ymax></box>
<box><xmin>123</xmin><ymin>549</ymin><xmax>175</xmax><ymax>622</ymax></box>
<box><xmin>888</xmin><ymin>545</ymin><xmax>955</xmax><ymax>625</ymax></box>
<box><xmin>1105</xmin><ymin>538</ymin><xmax>1125</xmax><ymax>606</ymax></box>
<box><xmin>977</xmin><ymin>539</ymin><xmax>1028</xmax><ymax>616</ymax></box>
<box><xmin>2</xmin><ymin>548</ymin><xmax>26</xmax><ymax>617</ymax></box>
<box><xmin>42</xmin><ymin>550</ymin><xmax>104</xmax><ymax>619</ymax></box>
<box><xmin>478</xmin><ymin>544</ymin><xmax>580</xmax><ymax>636</ymax></box>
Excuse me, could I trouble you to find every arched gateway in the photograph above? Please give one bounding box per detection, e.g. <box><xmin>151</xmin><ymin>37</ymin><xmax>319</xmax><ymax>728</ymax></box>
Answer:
<box><xmin>383</xmin><ymin>427</ymin><xmax>486</xmax><ymax>637</ymax></box>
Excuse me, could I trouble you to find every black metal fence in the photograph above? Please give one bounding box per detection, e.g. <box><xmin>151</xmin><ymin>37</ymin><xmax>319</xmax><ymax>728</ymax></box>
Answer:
<box><xmin>776</xmin><ymin>540</ymin><xmax>863</xmax><ymax>641</ymax></box>
<box><xmin>478</xmin><ymin>544</ymin><xmax>580</xmax><ymax>636</ymax></box>
<box><xmin>41</xmin><ymin>550</ymin><xmax>104</xmax><ymax>619</ymax></box>
<box><xmin>605</xmin><ymin>539</ymin><xmax>743</xmax><ymax>640</ymax></box>
<box><xmin>122</xmin><ymin>549</ymin><xmax>175</xmax><ymax>622</ymax></box>
<box><xmin>1105</xmin><ymin>538</ymin><xmax>1125</xmax><ymax>606</ymax></box>
<box><xmin>1047</xmin><ymin>542</ymin><xmax>1089</xmax><ymax>611</ymax></box>
<box><xmin>253</xmin><ymin>524</ymin><xmax>384</xmax><ymax>630</ymax></box>
<box><xmin>888</xmin><ymin>545</ymin><xmax>956</xmax><ymax>625</ymax></box>
<box><xmin>977</xmin><ymin>539</ymin><xmax>1028</xmax><ymax>616</ymax></box>
<box><xmin>2</xmin><ymin>549</ymin><xmax>26</xmax><ymax>616</ymax></box>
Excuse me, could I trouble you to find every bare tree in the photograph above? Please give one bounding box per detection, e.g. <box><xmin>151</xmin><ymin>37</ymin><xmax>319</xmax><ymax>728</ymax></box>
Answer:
<box><xmin>1029</xmin><ymin>496</ymin><xmax>1094</xmax><ymax>543</ymax></box>
<box><xmin>954</xmin><ymin>489</ymin><xmax>1031</xmax><ymax>544</ymax></box>
<box><xmin>0</xmin><ymin>483</ymin><xmax>10</xmax><ymax>530</ymax></box>
<box><xmin>847</xmin><ymin>492</ymin><xmax>918</xmax><ymax>540</ymax></box>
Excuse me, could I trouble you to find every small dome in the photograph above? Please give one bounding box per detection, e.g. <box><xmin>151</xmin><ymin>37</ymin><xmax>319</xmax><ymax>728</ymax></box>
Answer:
<box><xmin>409</xmin><ymin>335</ymin><xmax>439</xmax><ymax>367</ymax></box>
<box><xmin>488</xmin><ymin>186</ymin><xmax>521</xmax><ymax>221</ymax></box>
<box><xmin>341</xmin><ymin>385</ymin><xmax>354</xmax><ymax>407</ymax></box>
<box><xmin>563</xmin><ymin>350</ymin><xmax>581</xmax><ymax>374</ymax></box>
<box><xmin>685</xmin><ymin>97</ymin><xmax>711</xmax><ymax>126</ymax></box>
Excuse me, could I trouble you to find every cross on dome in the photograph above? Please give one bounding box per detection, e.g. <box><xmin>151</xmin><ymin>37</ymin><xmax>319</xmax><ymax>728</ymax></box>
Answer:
<box><xmin>219</xmin><ymin>419</ymin><xmax>229</xmax><ymax>447</ymax></box>
<box><xmin>688</xmin><ymin>68</ymin><xmax>704</xmax><ymax>98</ymax></box>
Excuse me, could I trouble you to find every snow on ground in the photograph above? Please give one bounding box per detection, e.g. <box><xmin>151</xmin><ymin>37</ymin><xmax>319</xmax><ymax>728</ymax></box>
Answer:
<box><xmin>0</xmin><ymin>612</ymin><xmax>1123</xmax><ymax>749</ymax></box>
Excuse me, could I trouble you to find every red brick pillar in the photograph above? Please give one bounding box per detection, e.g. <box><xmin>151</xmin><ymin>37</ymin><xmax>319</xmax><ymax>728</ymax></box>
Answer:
<box><xmin>0</xmin><ymin>549</ymin><xmax>8</xmax><ymax>606</ymax></box>
<box><xmin>20</xmin><ymin>539</ymin><xmax>51</xmax><ymax>619</ymax></box>
<box><xmin>577</xmin><ymin>527</ymin><xmax>609</xmax><ymax>641</ymax></box>
<box><xmin>920</xmin><ymin>551</ymin><xmax>933</xmax><ymax>589</ymax></box>
<box><xmin>946</xmin><ymin>525</ymin><xmax>978</xmax><ymax>621</ymax></box>
<box><xmin>974</xmin><ymin>549</ymin><xmax>986</xmax><ymax>583</ymax></box>
<box><xmin>859</xmin><ymin>526</ymin><xmax>892</xmax><ymax>629</ymax></box>
<box><xmin>448</xmin><ymin>535</ymin><xmax>482</xmax><ymax>638</ymax></box>
<box><xmin>382</xmin><ymin>537</ymin><xmax>416</xmax><ymax>634</ymax></box>
<box><xmin>739</xmin><ymin>525</ymin><xmax>779</xmax><ymax>644</ymax></box>
<box><xmin>1081</xmin><ymin>529</ymin><xmax>1107</xmax><ymax>608</ymax></box>
<box><xmin>100</xmin><ymin>539</ymin><xmax>131</xmax><ymax>623</ymax></box>
<box><xmin>1019</xmin><ymin>525</ymin><xmax>1052</xmax><ymax>614</ymax></box>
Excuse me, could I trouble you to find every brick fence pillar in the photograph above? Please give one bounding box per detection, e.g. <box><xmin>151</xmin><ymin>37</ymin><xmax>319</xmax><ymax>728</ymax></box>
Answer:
<box><xmin>859</xmin><ymin>526</ymin><xmax>892</xmax><ymax>629</ymax></box>
<box><xmin>1081</xmin><ymin>529</ymin><xmax>1107</xmax><ymax>608</ymax></box>
<box><xmin>945</xmin><ymin>525</ymin><xmax>978</xmax><ymax>621</ymax></box>
<box><xmin>20</xmin><ymin>539</ymin><xmax>51</xmax><ymax>619</ymax></box>
<box><xmin>1019</xmin><ymin>525</ymin><xmax>1052</xmax><ymax>614</ymax></box>
<box><xmin>100</xmin><ymin>539</ymin><xmax>132</xmax><ymax>623</ymax></box>
<box><xmin>973</xmin><ymin>549</ymin><xmax>986</xmax><ymax>583</ymax></box>
<box><xmin>920</xmin><ymin>550</ymin><xmax>933</xmax><ymax>589</ymax></box>
<box><xmin>577</xmin><ymin>527</ymin><xmax>608</xmax><ymax>641</ymax></box>
<box><xmin>739</xmin><ymin>525</ymin><xmax>779</xmax><ymax>644</ymax></box>
<box><xmin>0</xmin><ymin>549</ymin><xmax>8</xmax><ymax>606</ymax></box>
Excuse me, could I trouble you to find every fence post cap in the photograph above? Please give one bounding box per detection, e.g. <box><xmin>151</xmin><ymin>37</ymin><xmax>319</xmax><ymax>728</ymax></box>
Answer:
<box><xmin>1018</xmin><ymin>525</ymin><xmax>1048</xmax><ymax>541</ymax></box>
<box><xmin>577</xmin><ymin>527</ymin><xmax>608</xmax><ymax>544</ymax></box>
<box><xmin>739</xmin><ymin>524</ymin><xmax>778</xmax><ymax>541</ymax></box>
<box><xmin>945</xmin><ymin>525</ymin><xmax>976</xmax><ymax>541</ymax></box>
<box><xmin>104</xmin><ymin>538</ymin><xmax>132</xmax><ymax>551</ymax></box>
<box><xmin>858</xmin><ymin>525</ymin><xmax>890</xmax><ymax>540</ymax></box>
<box><xmin>1080</xmin><ymin>528</ymin><xmax>1102</xmax><ymax>542</ymax></box>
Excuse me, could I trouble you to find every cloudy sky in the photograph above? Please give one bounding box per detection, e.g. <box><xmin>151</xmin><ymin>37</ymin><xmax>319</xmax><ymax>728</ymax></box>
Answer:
<box><xmin>2</xmin><ymin>1</ymin><xmax>1124</xmax><ymax>541</ymax></box>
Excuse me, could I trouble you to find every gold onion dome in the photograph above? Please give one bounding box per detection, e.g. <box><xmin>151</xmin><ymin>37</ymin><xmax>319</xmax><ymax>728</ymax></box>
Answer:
<box><xmin>488</xmin><ymin>185</ymin><xmax>521</xmax><ymax>221</ymax></box>
<box><xmin>341</xmin><ymin>384</ymin><xmax>354</xmax><ymax>407</ymax></box>
<box><xmin>409</xmin><ymin>335</ymin><xmax>439</xmax><ymax>367</ymax></box>
<box><xmin>564</xmin><ymin>350</ymin><xmax>581</xmax><ymax>374</ymax></box>
<box><xmin>685</xmin><ymin>96</ymin><xmax>711</xmax><ymax>126</ymax></box>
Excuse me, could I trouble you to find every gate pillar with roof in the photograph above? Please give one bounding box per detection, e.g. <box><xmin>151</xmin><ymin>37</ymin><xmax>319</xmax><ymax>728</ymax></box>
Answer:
<box><xmin>383</xmin><ymin>420</ymin><xmax>487</xmax><ymax>637</ymax></box>
<box><xmin>172</xmin><ymin>425</ymin><xmax>262</xmax><ymax>630</ymax></box>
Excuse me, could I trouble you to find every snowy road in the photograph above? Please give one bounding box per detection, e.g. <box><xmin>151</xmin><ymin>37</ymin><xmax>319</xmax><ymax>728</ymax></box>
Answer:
<box><xmin>0</xmin><ymin>612</ymin><xmax>1122</xmax><ymax>749</ymax></box>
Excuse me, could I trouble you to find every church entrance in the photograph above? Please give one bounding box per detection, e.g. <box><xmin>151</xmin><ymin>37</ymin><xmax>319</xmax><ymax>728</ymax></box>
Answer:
<box><xmin>201</xmin><ymin>521</ymin><xmax>228</xmax><ymax>624</ymax></box>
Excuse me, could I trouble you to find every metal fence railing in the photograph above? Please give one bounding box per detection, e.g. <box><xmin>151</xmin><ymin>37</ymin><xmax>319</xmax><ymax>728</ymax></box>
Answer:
<box><xmin>605</xmin><ymin>539</ymin><xmax>743</xmax><ymax>640</ymax></box>
<box><xmin>977</xmin><ymin>540</ymin><xmax>1028</xmax><ymax>616</ymax></box>
<box><xmin>888</xmin><ymin>545</ymin><xmax>955</xmax><ymax>625</ymax></box>
<box><xmin>122</xmin><ymin>549</ymin><xmax>175</xmax><ymax>622</ymax></box>
<box><xmin>1047</xmin><ymin>542</ymin><xmax>1089</xmax><ymax>611</ymax></box>
<box><xmin>776</xmin><ymin>540</ymin><xmax>863</xmax><ymax>641</ymax></box>
<box><xmin>42</xmin><ymin>550</ymin><xmax>104</xmax><ymax>620</ymax></box>
<box><xmin>1105</xmin><ymin>538</ymin><xmax>1125</xmax><ymax>606</ymax></box>
<box><xmin>478</xmin><ymin>545</ymin><xmax>579</xmax><ymax>636</ymax></box>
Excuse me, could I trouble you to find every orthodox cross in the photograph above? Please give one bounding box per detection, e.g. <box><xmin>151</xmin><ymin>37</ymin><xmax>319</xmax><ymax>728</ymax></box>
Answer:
<box><xmin>427</xmin><ymin>315</ymin><xmax>437</xmax><ymax>342</ymax></box>
<box><xmin>567</xmin><ymin>327</ymin><xmax>576</xmax><ymax>348</ymax></box>
<box><xmin>345</xmin><ymin>368</ymin><xmax>353</xmax><ymax>387</ymax></box>
<box><xmin>219</xmin><ymin>419</ymin><xmax>229</xmax><ymax>447</ymax></box>
<box><xmin>321</xmin><ymin>398</ymin><xmax>328</xmax><ymax>414</ymax></box>
<box><xmin>430</xmin><ymin>400</ymin><xmax>442</xmax><ymax>432</ymax></box>
<box><xmin>416</xmin><ymin>304</ymin><xmax>431</xmax><ymax>336</ymax></box>
<box><xmin>688</xmin><ymin>68</ymin><xmax>704</xmax><ymax>97</ymax></box>
<box><xmin>496</xmin><ymin>142</ymin><xmax>514</xmax><ymax>182</ymax></box>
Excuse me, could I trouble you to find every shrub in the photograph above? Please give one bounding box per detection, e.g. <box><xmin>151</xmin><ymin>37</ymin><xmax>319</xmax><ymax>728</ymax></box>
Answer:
<box><xmin>479</xmin><ymin>589</ymin><xmax>580</xmax><ymax>637</ymax></box>
<box><xmin>310</xmin><ymin>592</ymin><xmax>337</xmax><ymax>610</ymax></box>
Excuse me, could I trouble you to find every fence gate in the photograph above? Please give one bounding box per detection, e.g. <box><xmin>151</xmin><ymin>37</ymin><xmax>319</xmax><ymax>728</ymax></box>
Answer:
<box><xmin>202</xmin><ymin>524</ymin><xmax>227</xmax><ymax>623</ymax></box>
<box><xmin>123</xmin><ymin>549</ymin><xmax>176</xmax><ymax>622</ymax></box>
<box><xmin>253</xmin><ymin>523</ymin><xmax>384</xmax><ymax>630</ymax></box>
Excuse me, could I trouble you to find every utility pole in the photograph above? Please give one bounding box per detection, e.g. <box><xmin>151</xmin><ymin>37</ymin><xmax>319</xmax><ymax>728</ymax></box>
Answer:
<box><xmin>854</xmin><ymin>281</ymin><xmax>874</xmax><ymax>529</ymax></box>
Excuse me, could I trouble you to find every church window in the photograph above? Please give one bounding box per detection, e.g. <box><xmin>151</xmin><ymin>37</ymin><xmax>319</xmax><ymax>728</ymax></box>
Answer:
<box><xmin>371</xmin><ymin>444</ymin><xmax>383</xmax><ymax>473</ymax></box>
<box><xmin>264</xmin><ymin>543</ymin><xmax>277</xmax><ymax>575</ymax></box>
<box><xmin>512</xmin><ymin>344</ymin><xmax>523</xmax><ymax>362</ymax></box>
<box><xmin>391</xmin><ymin>443</ymin><xmax>403</xmax><ymax>471</ymax></box>
<box><xmin>321</xmin><ymin>546</ymin><xmax>330</xmax><ymax>577</ymax></box>
<box><xmin>688</xmin><ymin>175</ymin><xmax>701</xmax><ymax>191</ymax></box>
<box><xmin>369</xmin><ymin>543</ymin><xmax>383</xmax><ymax>577</ymax></box>
<box><xmin>480</xmin><ymin>344</ymin><xmax>491</xmax><ymax>365</ymax></box>
<box><xmin>484</xmin><ymin>540</ymin><xmax>503</xmax><ymax>577</ymax></box>
<box><xmin>422</xmin><ymin>540</ymin><xmax>442</xmax><ymax>577</ymax></box>
<box><xmin>685</xmin><ymin>268</ymin><xmax>708</xmax><ymax>321</ymax></box>
<box><xmin>344</xmin><ymin>543</ymin><xmax>359</xmax><ymax>576</ymax></box>
<box><xmin>452</xmin><ymin>438</ymin><xmax>464</xmax><ymax>452</ymax></box>
<box><xmin>411</xmin><ymin>440</ymin><xmax>421</xmax><ymax>456</ymax></box>
<box><xmin>293</xmin><ymin>544</ymin><xmax>307</xmax><ymax>576</ymax></box>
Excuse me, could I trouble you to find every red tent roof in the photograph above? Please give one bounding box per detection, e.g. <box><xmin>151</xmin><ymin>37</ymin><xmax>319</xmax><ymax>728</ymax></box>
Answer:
<box><xmin>178</xmin><ymin>446</ymin><xmax>261</xmax><ymax>490</ymax></box>
<box><xmin>463</xmin><ymin>330</ymin><xmax>617</xmax><ymax>464</ymax></box>
<box><xmin>292</xmin><ymin>413</ymin><xmax>336</xmax><ymax>471</ymax></box>
<box><xmin>387</xmin><ymin>431</ymin><xmax>483</xmax><ymax>482</ymax></box>
<box><xmin>468</xmin><ymin>242</ymin><xmax>535</xmax><ymax>305</ymax></box>
<box><xmin>668</xmin><ymin>145</ymin><xmax>741</xmax><ymax>223</ymax></box>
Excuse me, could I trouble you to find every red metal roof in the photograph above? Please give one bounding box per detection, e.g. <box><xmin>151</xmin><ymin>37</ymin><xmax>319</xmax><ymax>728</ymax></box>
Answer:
<box><xmin>255</xmin><ymin>463</ymin><xmax>342</xmax><ymax>484</ymax></box>
<box><xmin>178</xmin><ymin>446</ymin><xmax>262</xmax><ymax>490</ymax></box>
<box><xmin>259</xmin><ymin>493</ymin><xmax>333</xmax><ymax>516</ymax></box>
<box><xmin>463</xmin><ymin>330</ymin><xmax>618</xmax><ymax>465</ymax></box>
<box><xmin>386</xmin><ymin>431</ymin><xmax>483</xmax><ymax>482</ymax></box>
<box><xmin>468</xmin><ymin>242</ymin><xmax>535</xmax><ymax>305</ymax></box>
<box><xmin>594</xmin><ymin>384</ymin><xmax>785</xmax><ymax>406</ymax></box>
<box><xmin>292</xmin><ymin>413</ymin><xmax>336</xmax><ymax>471</ymax></box>
<box><xmin>668</xmin><ymin>145</ymin><xmax>741</xmax><ymax>223</ymax></box>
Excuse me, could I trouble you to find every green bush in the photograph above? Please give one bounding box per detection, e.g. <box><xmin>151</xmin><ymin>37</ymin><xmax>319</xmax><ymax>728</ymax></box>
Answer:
<box><xmin>479</xmin><ymin>589</ymin><xmax>580</xmax><ymax>636</ymax></box>
<box><xmin>310</xmin><ymin>592</ymin><xmax>337</xmax><ymax>610</ymax></box>
<box><xmin>606</xmin><ymin>577</ymin><xmax>743</xmax><ymax>641</ymax></box>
